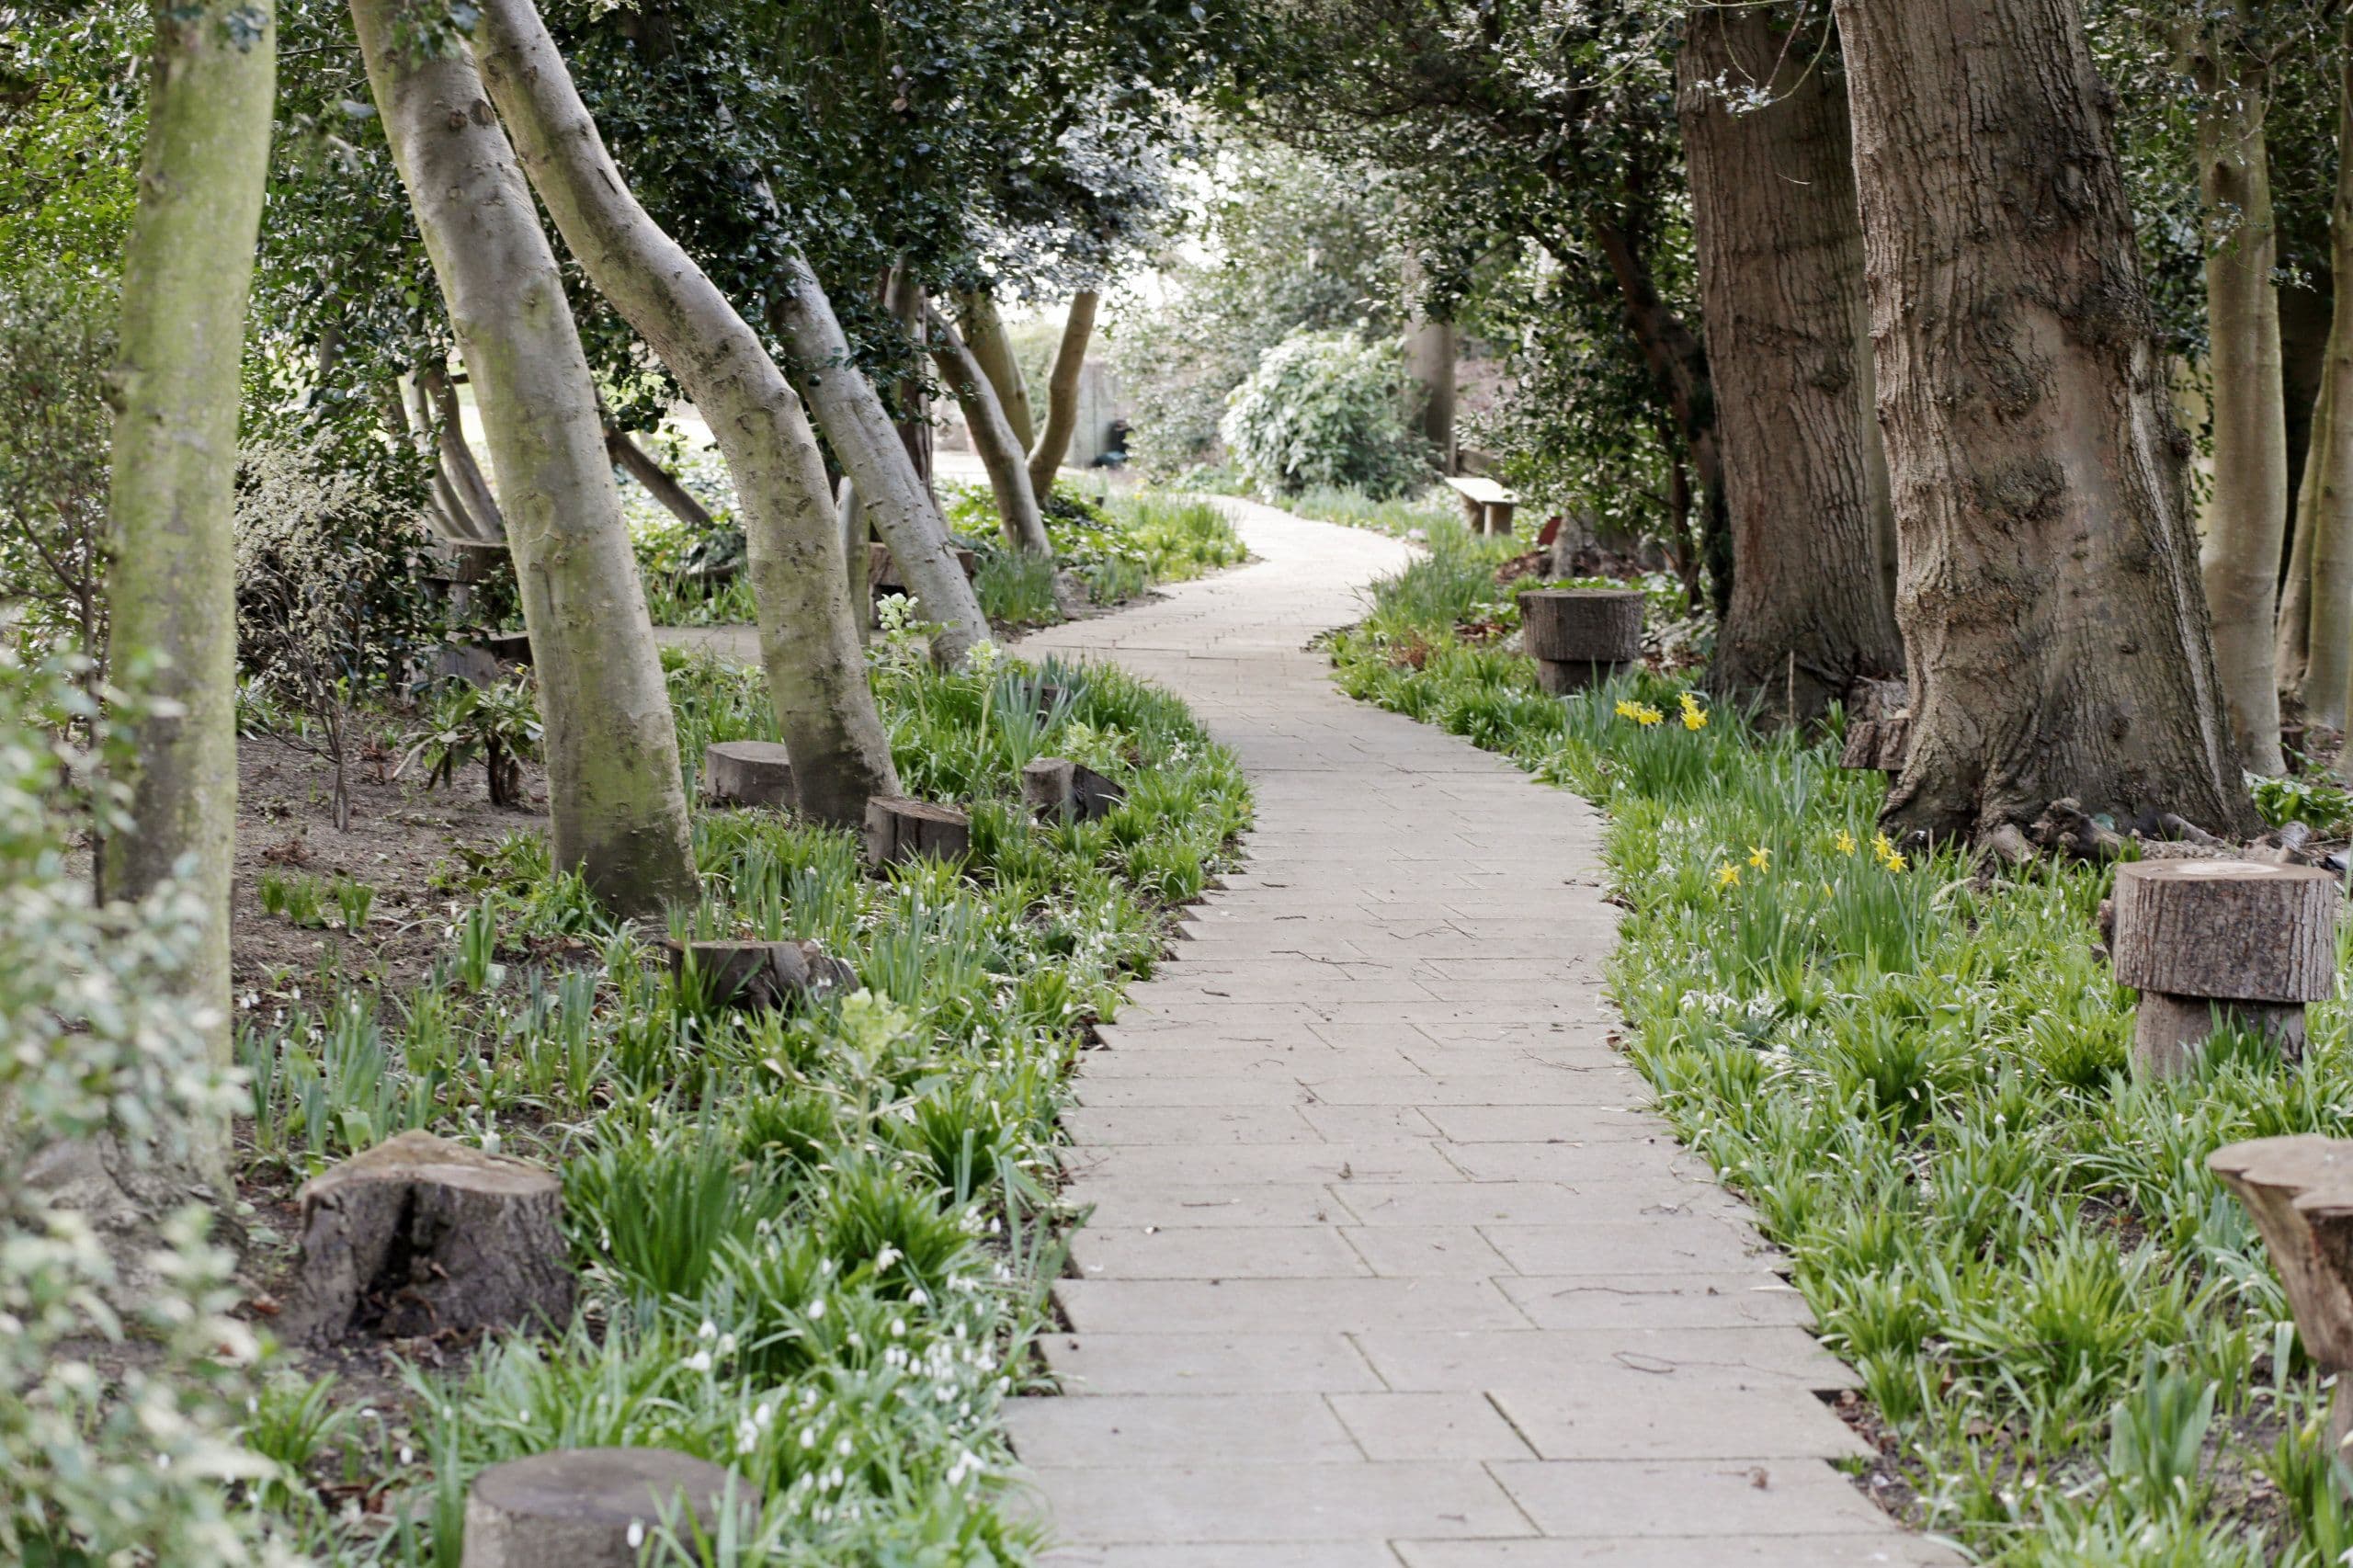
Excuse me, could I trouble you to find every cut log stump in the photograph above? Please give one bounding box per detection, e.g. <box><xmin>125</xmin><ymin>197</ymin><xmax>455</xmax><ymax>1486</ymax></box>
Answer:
<box><xmin>665</xmin><ymin>938</ymin><xmax>854</xmax><ymax>1010</ymax></box>
<box><xmin>291</xmin><ymin>1130</ymin><xmax>573</xmax><ymax>1345</ymax></box>
<box><xmin>865</xmin><ymin>796</ymin><xmax>972</xmax><ymax>867</ymax></box>
<box><xmin>703</xmin><ymin>741</ymin><xmax>795</xmax><ymax>809</ymax></box>
<box><xmin>462</xmin><ymin>1448</ymin><xmax>754</xmax><ymax>1568</ymax></box>
<box><xmin>1021</xmin><ymin>756</ymin><xmax>1125</xmax><ymax>823</ymax></box>
<box><xmin>2210</xmin><ymin>1136</ymin><xmax>2353</xmax><ymax>1455</ymax></box>
<box><xmin>1839</xmin><ymin>713</ymin><xmax>1910</xmax><ymax>774</ymax></box>
<box><xmin>1518</xmin><ymin>588</ymin><xmax>1643</xmax><ymax>695</ymax></box>
<box><xmin>2110</xmin><ymin>859</ymin><xmax>2337</xmax><ymax>1077</ymax></box>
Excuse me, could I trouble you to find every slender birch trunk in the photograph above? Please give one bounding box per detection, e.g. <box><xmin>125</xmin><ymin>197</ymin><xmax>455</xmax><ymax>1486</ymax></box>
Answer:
<box><xmin>2187</xmin><ymin>19</ymin><xmax>2290</xmax><ymax>770</ymax></box>
<box><xmin>1835</xmin><ymin>0</ymin><xmax>2250</xmax><ymax>838</ymax></box>
<box><xmin>769</xmin><ymin>255</ymin><xmax>990</xmax><ymax>665</ymax></box>
<box><xmin>929</xmin><ymin>306</ymin><xmax>1052</xmax><ymax>555</ymax></box>
<box><xmin>1028</xmin><ymin>290</ymin><xmax>1099</xmax><ymax>495</ymax></box>
<box><xmin>955</xmin><ymin>289</ymin><xmax>1036</xmax><ymax>450</ymax></box>
<box><xmin>2311</xmin><ymin>22</ymin><xmax>2353</xmax><ymax>757</ymax></box>
<box><xmin>351</xmin><ymin>0</ymin><xmax>697</xmax><ymax>913</ymax></box>
<box><xmin>472</xmin><ymin>0</ymin><xmax>898</xmax><ymax>825</ymax></box>
<box><xmin>99</xmin><ymin>0</ymin><xmax>275</xmax><ymax>1201</ymax></box>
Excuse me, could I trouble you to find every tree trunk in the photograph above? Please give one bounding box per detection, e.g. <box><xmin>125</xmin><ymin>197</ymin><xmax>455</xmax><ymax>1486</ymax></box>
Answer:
<box><xmin>1403</xmin><ymin>254</ymin><xmax>1457</xmax><ymax>472</ymax></box>
<box><xmin>1677</xmin><ymin>8</ymin><xmax>1904</xmax><ymax>721</ymax></box>
<box><xmin>1028</xmin><ymin>289</ymin><xmax>1099</xmax><ymax>495</ymax></box>
<box><xmin>469</xmin><ymin>0</ymin><xmax>900</xmax><ymax>827</ymax></box>
<box><xmin>885</xmin><ymin>265</ymin><xmax>934</xmax><ymax>494</ymax></box>
<box><xmin>98</xmin><ymin>0</ymin><xmax>275</xmax><ymax>1203</ymax></box>
<box><xmin>421</xmin><ymin>359</ymin><xmax>507</xmax><ymax>542</ymax></box>
<box><xmin>768</xmin><ymin>255</ymin><xmax>990</xmax><ymax>664</ymax></box>
<box><xmin>954</xmin><ymin>288</ymin><xmax>1036</xmax><ymax>450</ymax></box>
<box><xmin>2311</xmin><ymin>23</ymin><xmax>2353</xmax><ymax>757</ymax></box>
<box><xmin>2187</xmin><ymin>23</ymin><xmax>2289</xmax><ymax>771</ymax></box>
<box><xmin>1834</xmin><ymin>0</ymin><xmax>2251</xmax><ymax>839</ymax></box>
<box><xmin>604</xmin><ymin>422</ymin><xmax>714</xmax><ymax>533</ymax></box>
<box><xmin>928</xmin><ymin>305</ymin><xmax>1052</xmax><ymax>555</ymax></box>
<box><xmin>352</xmin><ymin>0</ymin><xmax>699</xmax><ymax>914</ymax></box>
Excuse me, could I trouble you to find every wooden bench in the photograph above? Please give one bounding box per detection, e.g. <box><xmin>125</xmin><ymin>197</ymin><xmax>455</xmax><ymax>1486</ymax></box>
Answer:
<box><xmin>1442</xmin><ymin>475</ymin><xmax>1518</xmax><ymax>536</ymax></box>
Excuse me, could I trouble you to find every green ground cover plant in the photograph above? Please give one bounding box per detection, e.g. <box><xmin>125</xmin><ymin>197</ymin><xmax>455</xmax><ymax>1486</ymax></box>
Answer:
<box><xmin>1330</xmin><ymin>523</ymin><xmax>2353</xmax><ymax>1563</ymax></box>
<box><xmin>954</xmin><ymin>486</ymin><xmax>1246</xmax><ymax>627</ymax></box>
<box><xmin>229</xmin><ymin>641</ymin><xmax>1247</xmax><ymax>1562</ymax></box>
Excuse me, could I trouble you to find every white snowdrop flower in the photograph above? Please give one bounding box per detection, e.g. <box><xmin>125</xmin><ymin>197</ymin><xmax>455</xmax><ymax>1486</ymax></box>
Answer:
<box><xmin>699</xmin><ymin>1319</ymin><xmax>718</xmax><ymax>1341</ymax></box>
<box><xmin>756</xmin><ymin>1401</ymin><xmax>775</xmax><ymax>1427</ymax></box>
<box><xmin>807</xmin><ymin>1298</ymin><xmax>825</xmax><ymax>1319</ymax></box>
<box><xmin>835</xmin><ymin>1434</ymin><xmax>854</xmax><ymax>1458</ymax></box>
<box><xmin>399</xmin><ymin>1445</ymin><xmax>414</xmax><ymax>1465</ymax></box>
<box><xmin>685</xmin><ymin>1350</ymin><xmax>712</xmax><ymax>1372</ymax></box>
<box><xmin>627</xmin><ymin>1520</ymin><xmax>645</xmax><ymax>1549</ymax></box>
<box><xmin>801</xmin><ymin>1426</ymin><xmax>817</xmax><ymax>1449</ymax></box>
<box><xmin>717</xmin><ymin>1333</ymin><xmax>737</xmax><ymax>1357</ymax></box>
<box><xmin>890</xmin><ymin>1318</ymin><xmax>906</xmax><ymax>1338</ymax></box>
<box><xmin>873</xmin><ymin>1244</ymin><xmax>901</xmax><ymax>1272</ymax></box>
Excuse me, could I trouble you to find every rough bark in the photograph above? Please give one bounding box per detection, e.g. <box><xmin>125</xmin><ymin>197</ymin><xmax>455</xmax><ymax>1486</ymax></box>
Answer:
<box><xmin>884</xmin><ymin>264</ymin><xmax>935</xmax><ymax>493</ymax></box>
<box><xmin>472</xmin><ymin>0</ymin><xmax>899</xmax><ymax>829</ymax></box>
<box><xmin>352</xmin><ymin>0</ymin><xmax>698</xmax><ymax>915</ymax></box>
<box><xmin>2109</xmin><ymin>858</ymin><xmax>2336</xmax><ymax>1001</ymax></box>
<box><xmin>2187</xmin><ymin>21</ymin><xmax>2290</xmax><ymax>771</ymax></box>
<box><xmin>863</xmin><ymin>796</ymin><xmax>972</xmax><ymax>866</ymax></box>
<box><xmin>1678</xmin><ymin>10</ymin><xmax>1904</xmax><ymax>722</ymax></box>
<box><xmin>702</xmin><ymin>739</ymin><xmax>794</xmax><ymax>808</ymax></box>
<box><xmin>2310</xmin><ymin>26</ymin><xmax>2353</xmax><ymax>748</ymax></box>
<box><xmin>2208</xmin><ymin>1136</ymin><xmax>2353</xmax><ymax>1453</ymax></box>
<box><xmin>604</xmin><ymin>421</ymin><xmax>714</xmax><ymax>533</ymax></box>
<box><xmin>464</xmin><ymin>1449</ymin><xmax>753</xmax><ymax>1568</ymax></box>
<box><xmin>927</xmin><ymin>305</ymin><xmax>1052</xmax><ymax>555</ymax></box>
<box><xmin>1834</xmin><ymin>0</ymin><xmax>2252</xmax><ymax>839</ymax></box>
<box><xmin>1028</xmin><ymin>290</ymin><xmax>1099</xmax><ymax>495</ymax></box>
<box><xmin>769</xmin><ymin>255</ymin><xmax>990</xmax><ymax>664</ymax></box>
<box><xmin>97</xmin><ymin>0</ymin><xmax>275</xmax><ymax>1202</ymax></box>
<box><xmin>954</xmin><ymin>288</ymin><xmax>1037</xmax><ymax>450</ymax></box>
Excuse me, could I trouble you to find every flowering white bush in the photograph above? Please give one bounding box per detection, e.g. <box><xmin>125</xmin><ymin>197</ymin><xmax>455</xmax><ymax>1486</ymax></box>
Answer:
<box><xmin>0</xmin><ymin>643</ymin><xmax>277</xmax><ymax>1562</ymax></box>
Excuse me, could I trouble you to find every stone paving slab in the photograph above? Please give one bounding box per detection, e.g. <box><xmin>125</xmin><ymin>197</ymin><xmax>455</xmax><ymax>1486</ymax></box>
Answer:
<box><xmin>1012</xmin><ymin>500</ymin><xmax>1956</xmax><ymax>1563</ymax></box>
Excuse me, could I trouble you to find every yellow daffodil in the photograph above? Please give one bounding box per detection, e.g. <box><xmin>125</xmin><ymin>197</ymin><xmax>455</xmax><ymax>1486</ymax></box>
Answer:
<box><xmin>1614</xmin><ymin>699</ymin><xmax>1640</xmax><ymax>720</ymax></box>
<box><xmin>1715</xmin><ymin>862</ymin><xmax>1741</xmax><ymax>889</ymax></box>
<box><xmin>1834</xmin><ymin>829</ymin><xmax>1857</xmax><ymax>857</ymax></box>
<box><xmin>1746</xmin><ymin>845</ymin><xmax>1770</xmax><ymax>871</ymax></box>
<box><xmin>1883</xmin><ymin>849</ymin><xmax>1909</xmax><ymax>872</ymax></box>
<box><xmin>1632</xmin><ymin>703</ymin><xmax>1665</xmax><ymax>727</ymax></box>
<box><xmin>1678</xmin><ymin>692</ymin><xmax>1709</xmax><ymax>731</ymax></box>
<box><xmin>1870</xmin><ymin>831</ymin><xmax>1908</xmax><ymax>872</ymax></box>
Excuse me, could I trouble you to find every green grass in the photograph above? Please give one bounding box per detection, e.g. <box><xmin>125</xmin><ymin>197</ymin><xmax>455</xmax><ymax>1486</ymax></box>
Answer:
<box><xmin>241</xmin><ymin>644</ymin><xmax>1249</xmax><ymax>1562</ymax></box>
<box><xmin>1331</xmin><ymin>521</ymin><xmax>2353</xmax><ymax>1563</ymax></box>
<box><xmin>949</xmin><ymin>484</ymin><xmax>1246</xmax><ymax>624</ymax></box>
<box><xmin>1286</xmin><ymin>483</ymin><xmax>1464</xmax><ymax>539</ymax></box>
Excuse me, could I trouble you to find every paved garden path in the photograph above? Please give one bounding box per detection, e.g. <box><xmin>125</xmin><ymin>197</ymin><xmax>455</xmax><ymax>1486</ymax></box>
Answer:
<box><xmin>1009</xmin><ymin>499</ymin><xmax>1956</xmax><ymax>1567</ymax></box>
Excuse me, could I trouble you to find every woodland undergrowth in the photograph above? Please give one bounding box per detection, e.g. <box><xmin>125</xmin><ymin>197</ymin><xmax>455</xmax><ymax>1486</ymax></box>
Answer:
<box><xmin>1331</xmin><ymin>523</ymin><xmax>2353</xmax><ymax>1565</ymax></box>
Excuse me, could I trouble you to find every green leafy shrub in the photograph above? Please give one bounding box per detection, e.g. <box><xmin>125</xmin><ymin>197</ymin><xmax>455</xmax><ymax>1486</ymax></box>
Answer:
<box><xmin>1221</xmin><ymin>328</ymin><xmax>1428</xmax><ymax>498</ymax></box>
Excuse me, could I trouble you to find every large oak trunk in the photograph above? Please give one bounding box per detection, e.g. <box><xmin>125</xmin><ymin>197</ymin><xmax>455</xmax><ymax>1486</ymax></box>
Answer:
<box><xmin>472</xmin><ymin>0</ymin><xmax>900</xmax><ymax>827</ymax></box>
<box><xmin>1677</xmin><ymin>8</ymin><xmax>1903</xmax><ymax>721</ymax></box>
<box><xmin>1834</xmin><ymin>0</ymin><xmax>2250</xmax><ymax>838</ymax></box>
<box><xmin>2187</xmin><ymin>28</ymin><xmax>2289</xmax><ymax>768</ymax></box>
<box><xmin>353</xmin><ymin>0</ymin><xmax>699</xmax><ymax>913</ymax></box>
<box><xmin>97</xmin><ymin>0</ymin><xmax>275</xmax><ymax>1203</ymax></box>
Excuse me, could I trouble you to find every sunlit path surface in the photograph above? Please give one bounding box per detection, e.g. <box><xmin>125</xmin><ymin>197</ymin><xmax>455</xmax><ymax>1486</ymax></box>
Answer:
<box><xmin>1010</xmin><ymin>498</ymin><xmax>1958</xmax><ymax>1567</ymax></box>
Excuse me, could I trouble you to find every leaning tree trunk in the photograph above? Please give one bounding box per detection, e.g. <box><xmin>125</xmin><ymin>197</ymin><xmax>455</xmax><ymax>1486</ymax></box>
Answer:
<box><xmin>473</xmin><ymin>0</ymin><xmax>900</xmax><ymax>826</ymax></box>
<box><xmin>769</xmin><ymin>256</ymin><xmax>990</xmax><ymax>665</ymax></box>
<box><xmin>929</xmin><ymin>306</ymin><xmax>1053</xmax><ymax>555</ymax></box>
<box><xmin>2312</xmin><ymin>21</ymin><xmax>2353</xmax><ymax>757</ymax></box>
<box><xmin>2188</xmin><ymin>27</ymin><xmax>2290</xmax><ymax>770</ymax></box>
<box><xmin>954</xmin><ymin>288</ymin><xmax>1037</xmax><ymax>451</ymax></box>
<box><xmin>884</xmin><ymin>266</ymin><xmax>934</xmax><ymax>494</ymax></box>
<box><xmin>1834</xmin><ymin>0</ymin><xmax>2251</xmax><ymax>839</ymax></box>
<box><xmin>1677</xmin><ymin>7</ymin><xmax>1904</xmax><ymax>722</ymax></box>
<box><xmin>605</xmin><ymin>422</ymin><xmax>716</xmax><ymax>533</ymax></box>
<box><xmin>420</xmin><ymin>359</ymin><xmax>507</xmax><ymax>542</ymax></box>
<box><xmin>97</xmin><ymin>0</ymin><xmax>275</xmax><ymax>1203</ymax></box>
<box><xmin>352</xmin><ymin>0</ymin><xmax>698</xmax><ymax>914</ymax></box>
<box><xmin>1028</xmin><ymin>290</ymin><xmax>1099</xmax><ymax>495</ymax></box>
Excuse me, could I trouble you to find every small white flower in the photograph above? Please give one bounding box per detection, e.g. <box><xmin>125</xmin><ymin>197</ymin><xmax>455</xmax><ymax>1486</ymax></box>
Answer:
<box><xmin>628</xmin><ymin>1520</ymin><xmax>645</xmax><ymax>1549</ymax></box>
<box><xmin>684</xmin><ymin>1350</ymin><xmax>712</xmax><ymax>1372</ymax></box>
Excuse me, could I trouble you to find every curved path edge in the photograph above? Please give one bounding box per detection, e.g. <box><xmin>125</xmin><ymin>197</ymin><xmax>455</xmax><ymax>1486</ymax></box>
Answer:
<box><xmin>1008</xmin><ymin>497</ymin><xmax>1961</xmax><ymax>1567</ymax></box>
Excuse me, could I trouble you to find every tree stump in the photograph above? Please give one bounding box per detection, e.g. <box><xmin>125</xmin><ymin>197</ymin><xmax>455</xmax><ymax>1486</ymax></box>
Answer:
<box><xmin>1518</xmin><ymin>588</ymin><xmax>1643</xmax><ymax>695</ymax></box>
<box><xmin>1022</xmin><ymin>756</ymin><xmax>1126</xmax><ymax>823</ymax></box>
<box><xmin>664</xmin><ymin>938</ymin><xmax>853</xmax><ymax>1009</ymax></box>
<box><xmin>703</xmin><ymin>741</ymin><xmax>795</xmax><ymax>809</ymax></box>
<box><xmin>291</xmin><ymin>1131</ymin><xmax>573</xmax><ymax>1345</ymax></box>
<box><xmin>2109</xmin><ymin>859</ymin><xmax>2337</xmax><ymax>1077</ymax></box>
<box><xmin>2210</xmin><ymin>1136</ymin><xmax>2353</xmax><ymax>1456</ymax></box>
<box><xmin>1839</xmin><ymin>712</ymin><xmax>1911</xmax><ymax>774</ymax></box>
<box><xmin>864</xmin><ymin>796</ymin><xmax>972</xmax><ymax>866</ymax></box>
<box><xmin>462</xmin><ymin>1448</ymin><xmax>754</xmax><ymax>1568</ymax></box>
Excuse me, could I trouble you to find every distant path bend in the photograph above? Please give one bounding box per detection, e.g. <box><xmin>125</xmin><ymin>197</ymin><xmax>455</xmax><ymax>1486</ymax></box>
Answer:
<box><xmin>1012</xmin><ymin>497</ymin><xmax>1957</xmax><ymax>1566</ymax></box>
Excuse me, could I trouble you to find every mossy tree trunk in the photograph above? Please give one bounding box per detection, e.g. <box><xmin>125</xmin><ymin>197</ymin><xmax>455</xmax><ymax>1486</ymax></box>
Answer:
<box><xmin>2185</xmin><ymin>14</ymin><xmax>2290</xmax><ymax>769</ymax></box>
<box><xmin>2310</xmin><ymin>21</ymin><xmax>2353</xmax><ymax>756</ymax></box>
<box><xmin>1678</xmin><ymin>6</ymin><xmax>1904</xmax><ymax>721</ymax></box>
<box><xmin>472</xmin><ymin>0</ymin><xmax>899</xmax><ymax>826</ymax></box>
<box><xmin>100</xmin><ymin>0</ymin><xmax>276</xmax><ymax>1200</ymax></box>
<box><xmin>929</xmin><ymin>306</ymin><xmax>1052</xmax><ymax>555</ymax></box>
<box><xmin>954</xmin><ymin>288</ymin><xmax>1036</xmax><ymax>451</ymax></box>
<box><xmin>1835</xmin><ymin>0</ymin><xmax>2251</xmax><ymax>839</ymax></box>
<box><xmin>351</xmin><ymin>0</ymin><xmax>698</xmax><ymax>914</ymax></box>
<box><xmin>1028</xmin><ymin>290</ymin><xmax>1099</xmax><ymax>496</ymax></box>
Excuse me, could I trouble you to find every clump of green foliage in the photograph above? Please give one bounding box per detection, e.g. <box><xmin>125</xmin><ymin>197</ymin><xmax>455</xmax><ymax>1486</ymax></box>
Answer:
<box><xmin>952</xmin><ymin>485</ymin><xmax>1245</xmax><ymax>627</ymax></box>
<box><xmin>239</xmin><ymin>642</ymin><xmax>1248</xmax><ymax>1562</ymax></box>
<box><xmin>1330</xmin><ymin>520</ymin><xmax>2353</xmax><ymax>1562</ymax></box>
<box><xmin>1221</xmin><ymin>328</ymin><xmax>1428</xmax><ymax>499</ymax></box>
